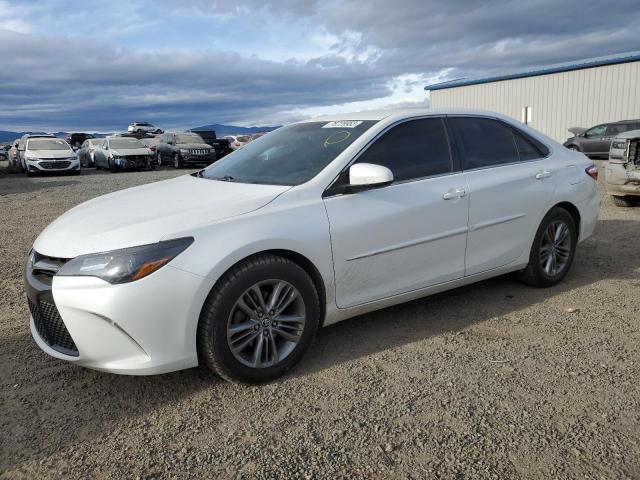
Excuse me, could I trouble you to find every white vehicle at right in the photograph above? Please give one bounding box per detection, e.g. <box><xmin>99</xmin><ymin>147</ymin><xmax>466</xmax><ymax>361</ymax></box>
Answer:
<box><xmin>606</xmin><ymin>130</ymin><xmax>640</xmax><ymax>207</ymax></box>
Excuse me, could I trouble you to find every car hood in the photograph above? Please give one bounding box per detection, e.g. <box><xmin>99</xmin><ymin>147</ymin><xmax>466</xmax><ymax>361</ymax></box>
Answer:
<box><xmin>616</xmin><ymin>129</ymin><xmax>640</xmax><ymax>140</ymax></box>
<box><xmin>28</xmin><ymin>149</ymin><xmax>75</xmax><ymax>159</ymax></box>
<box><xmin>33</xmin><ymin>175</ymin><xmax>290</xmax><ymax>258</ymax></box>
<box><xmin>176</xmin><ymin>142</ymin><xmax>212</xmax><ymax>149</ymax></box>
<box><xmin>111</xmin><ymin>147</ymin><xmax>151</xmax><ymax>156</ymax></box>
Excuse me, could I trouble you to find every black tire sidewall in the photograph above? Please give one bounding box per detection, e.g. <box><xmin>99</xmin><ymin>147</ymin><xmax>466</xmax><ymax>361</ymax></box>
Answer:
<box><xmin>529</xmin><ymin>208</ymin><xmax>578</xmax><ymax>286</ymax></box>
<box><xmin>201</xmin><ymin>258</ymin><xmax>319</xmax><ymax>383</ymax></box>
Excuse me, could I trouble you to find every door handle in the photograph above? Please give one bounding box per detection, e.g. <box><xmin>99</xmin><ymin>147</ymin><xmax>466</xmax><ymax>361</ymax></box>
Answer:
<box><xmin>535</xmin><ymin>170</ymin><xmax>552</xmax><ymax>180</ymax></box>
<box><xmin>443</xmin><ymin>188</ymin><xmax>466</xmax><ymax>200</ymax></box>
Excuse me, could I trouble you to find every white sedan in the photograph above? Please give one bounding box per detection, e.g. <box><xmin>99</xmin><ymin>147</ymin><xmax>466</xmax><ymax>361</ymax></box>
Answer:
<box><xmin>26</xmin><ymin>109</ymin><xmax>599</xmax><ymax>383</ymax></box>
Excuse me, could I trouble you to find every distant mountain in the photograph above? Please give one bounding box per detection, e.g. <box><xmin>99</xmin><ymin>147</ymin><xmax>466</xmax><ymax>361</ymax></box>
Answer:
<box><xmin>0</xmin><ymin>124</ymin><xmax>280</xmax><ymax>143</ymax></box>
<box><xmin>190</xmin><ymin>124</ymin><xmax>280</xmax><ymax>136</ymax></box>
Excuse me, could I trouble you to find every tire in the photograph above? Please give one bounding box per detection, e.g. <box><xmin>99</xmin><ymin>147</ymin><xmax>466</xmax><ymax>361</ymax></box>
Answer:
<box><xmin>156</xmin><ymin>152</ymin><xmax>163</xmax><ymax>166</ymax></box>
<box><xmin>567</xmin><ymin>145</ymin><xmax>580</xmax><ymax>151</ymax></box>
<box><xmin>173</xmin><ymin>153</ymin><xmax>182</xmax><ymax>169</ymax></box>
<box><xmin>108</xmin><ymin>157</ymin><xmax>117</xmax><ymax>173</ymax></box>
<box><xmin>198</xmin><ymin>254</ymin><xmax>320</xmax><ymax>384</ymax></box>
<box><xmin>612</xmin><ymin>195</ymin><xmax>640</xmax><ymax>207</ymax></box>
<box><xmin>517</xmin><ymin>207</ymin><xmax>577</xmax><ymax>287</ymax></box>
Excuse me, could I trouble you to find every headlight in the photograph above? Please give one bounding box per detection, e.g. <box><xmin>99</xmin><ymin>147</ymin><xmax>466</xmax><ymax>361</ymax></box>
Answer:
<box><xmin>179</xmin><ymin>149</ymin><xmax>189</xmax><ymax>154</ymax></box>
<box><xmin>612</xmin><ymin>140</ymin><xmax>628</xmax><ymax>150</ymax></box>
<box><xmin>57</xmin><ymin>237</ymin><xmax>193</xmax><ymax>284</ymax></box>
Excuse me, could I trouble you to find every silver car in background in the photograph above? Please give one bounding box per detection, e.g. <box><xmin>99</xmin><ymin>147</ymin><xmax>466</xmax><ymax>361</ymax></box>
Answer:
<box><xmin>606</xmin><ymin>129</ymin><xmax>640</xmax><ymax>207</ymax></box>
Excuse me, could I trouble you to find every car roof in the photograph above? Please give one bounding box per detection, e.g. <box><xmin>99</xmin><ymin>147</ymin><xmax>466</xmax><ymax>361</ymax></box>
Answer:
<box><xmin>300</xmin><ymin>108</ymin><xmax>523</xmax><ymax>123</ymax></box>
<box><xmin>611</xmin><ymin>119</ymin><xmax>640</xmax><ymax>124</ymax></box>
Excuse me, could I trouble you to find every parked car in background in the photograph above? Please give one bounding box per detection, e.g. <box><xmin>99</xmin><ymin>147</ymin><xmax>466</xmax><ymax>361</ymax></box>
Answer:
<box><xmin>606</xmin><ymin>129</ymin><xmax>640</xmax><ymax>207</ymax></box>
<box><xmin>77</xmin><ymin>138</ymin><xmax>104</xmax><ymax>167</ymax></box>
<box><xmin>8</xmin><ymin>140</ymin><xmax>20</xmax><ymax>167</ymax></box>
<box><xmin>25</xmin><ymin>109</ymin><xmax>599</xmax><ymax>383</ymax></box>
<box><xmin>156</xmin><ymin>132</ymin><xmax>217</xmax><ymax>168</ymax></box>
<box><xmin>66</xmin><ymin>133</ymin><xmax>94</xmax><ymax>151</ymax></box>
<box><xmin>249</xmin><ymin>132</ymin><xmax>266</xmax><ymax>142</ymax></box>
<box><xmin>224</xmin><ymin>134</ymin><xmax>251</xmax><ymax>150</ymax></box>
<box><xmin>564</xmin><ymin>120</ymin><xmax>640</xmax><ymax>158</ymax></box>
<box><xmin>0</xmin><ymin>144</ymin><xmax>9</xmax><ymax>161</ymax></box>
<box><xmin>23</xmin><ymin>137</ymin><xmax>79</xmax><ymax>176</ymax></box>
<box><xmin>127</xmin><ymin>122</ymin><xmax>163</xmax><ymax>135</ymax></box>
<box><xmin>190</xmin><ymin>130</ymin><xmax>233</xmax><ymax>159</ymax></box>
<box><xmin>94</xmin><ymin>136</ymin><xmax>154</xmax><ymax>172</ymax></box>
<box><xmin>17</xmin><ymin>134</ymin><xmax>57</xmax><ymax>171</ymax></box>
<box><xmin>140</xmin><ymin>136</ymin><xmax>163</xmax><ymax>165</ymax></box>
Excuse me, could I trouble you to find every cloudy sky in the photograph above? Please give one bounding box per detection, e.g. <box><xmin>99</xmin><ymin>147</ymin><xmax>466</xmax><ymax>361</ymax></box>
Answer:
<box><xmin>1</xmin><ymin>0</ymin><xmax>639</xmax><ymax>131</ymax></box>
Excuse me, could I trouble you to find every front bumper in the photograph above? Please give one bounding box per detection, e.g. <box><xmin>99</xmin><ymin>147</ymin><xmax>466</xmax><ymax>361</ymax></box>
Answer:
<box><xmin>605</xmin><ymin>162</ymin><xmax>640</xmax><ymax>195</ymax></box>
<box><xmin>114</xmin><ymin>156</ymin><xmax>151</xmax><ymax>169</ymax></box>
<box><xmin>25</xmin><ymin>256</ymin><xmax>214</xmax><ymax>375</ymax></box>
<box><xmin>26</xmin><ymin>158</ymin><xmax>80</xmax><ymax>172</ymax></box>
<box><xmin>181</xmin><ymin>153</ymin><xmax>216</xmax><ymax>165</ymax></box>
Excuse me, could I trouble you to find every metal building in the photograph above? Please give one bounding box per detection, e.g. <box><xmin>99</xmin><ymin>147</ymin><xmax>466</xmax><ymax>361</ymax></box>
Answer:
<box><xmin>425</xmin><ymin>51</ymin><xmax>640</xmax><ymax>142</ymax></box>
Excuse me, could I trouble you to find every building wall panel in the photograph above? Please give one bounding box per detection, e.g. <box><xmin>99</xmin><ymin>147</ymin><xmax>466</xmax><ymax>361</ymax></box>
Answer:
<box><xmin>430</xmin><ymin>61</ymin><xmax>640</xmax><ymax>142</ymax></box>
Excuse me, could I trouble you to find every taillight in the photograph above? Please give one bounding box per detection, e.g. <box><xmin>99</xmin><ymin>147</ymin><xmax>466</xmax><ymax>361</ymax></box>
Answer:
<box><xmin>150</xmin><ymin>146</ymin><xmax>156</xmax><ymax>151</ymax></box>
<box><xmin>235</xmin><ymin>142</ymin><xmax>240</xmax><ymax>146</ymax></box>
<box><xmin>585</xmin><ymin>164</ymin><xmax>598</xmax><ymax>181</ymax></box>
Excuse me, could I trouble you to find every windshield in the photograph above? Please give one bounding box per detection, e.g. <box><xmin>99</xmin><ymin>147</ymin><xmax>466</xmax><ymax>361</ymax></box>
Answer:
<box><xmin>175</xmin><ymin>133</ymin><xmax>205</xmax><ymax>144</ymax></box>
<box><xmin>110</xmin><ymin>138</ymin><xmax>146</xmax><ymax>149</ymax></box>
<box><xmin>27</xmin><ymin>138</ymin><xmax>70</xmax><ymax>151</ymax></box>
<box><xmin>200</xmin><ymin>121</ymin><xmax>377</xmax><ymax>185</ymax></box>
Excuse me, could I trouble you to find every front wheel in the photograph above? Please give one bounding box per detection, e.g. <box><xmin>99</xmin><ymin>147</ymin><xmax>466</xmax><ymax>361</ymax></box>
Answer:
<box><xmin>517</xmin><ymin>207</ymin><xmax>577</xmax><ymax>287</ymax></box>
<box><xmin>198</xmin><ymin>255</ymin><xmax>320</xmax><ymax>384</ymax></box>
<box><xmin>173</xmin><ymin>153</ymin><xmax>182</xmax><ymax>169</ymax></box>
<box><xmin>108</xmin><ymin>157</ymin><xmax>117</xmax><ymax>173</ymax></box>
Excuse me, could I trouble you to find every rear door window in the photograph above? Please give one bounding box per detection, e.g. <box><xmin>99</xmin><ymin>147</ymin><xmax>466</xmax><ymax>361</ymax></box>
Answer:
<box><xmin>354</xmin><ymin>118</ymin><xmax>452</xmax><ymax>182</ymax></box>
<box><xmin>449</xmin><ymin>117</ymin><xmax>519</xmax><ymax>169</ymax></box>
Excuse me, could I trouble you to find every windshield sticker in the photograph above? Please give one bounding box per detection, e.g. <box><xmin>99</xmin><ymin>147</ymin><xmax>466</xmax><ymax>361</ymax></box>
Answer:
<box><xmin>324</xmin><ymin>131</ymin><xmax>351</xmax><ymax>147</ymax></box>
<box><xmin>322</xmin><ymin>121</ymin><xmax>363</xmax><ymax>129</ymax></box>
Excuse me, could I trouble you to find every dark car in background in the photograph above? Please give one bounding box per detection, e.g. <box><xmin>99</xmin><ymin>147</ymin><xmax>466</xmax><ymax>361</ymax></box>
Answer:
<box><xmin>94</xmin><ymin>136</ymin><xmax>154</xmax><ymax>172</ymax></box>
<box><xmin>190</xmin><ymin>130</ymin><xmax>233</xmax><ymax>159</ymax></box>
<box><xmin>564</xmin><ymin>120</ymin><xmax>640</xmax><ymax>158</ymax></box>
<box><xmin>66</xmin><ymin>133</ymin><xmax>94</xmax><ymax>151</ymax></box>
<box><xmin>156</xmin><ymin>132</ymin><xmax>217</xmax><ymax>168</ymax></box>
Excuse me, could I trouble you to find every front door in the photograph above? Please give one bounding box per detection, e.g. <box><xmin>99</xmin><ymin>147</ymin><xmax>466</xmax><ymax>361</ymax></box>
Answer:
<box><xmin>323</xmin><ymin>117</ymin><xmax>469</xmax><ymax>308</ymax></box>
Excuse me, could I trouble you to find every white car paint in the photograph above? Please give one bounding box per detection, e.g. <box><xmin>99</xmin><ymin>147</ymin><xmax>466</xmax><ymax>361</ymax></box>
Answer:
<box><xmin>27</xmin><ymin>108</ymin><xmax>599</xmax><ymax>375</ymax></box>
<box><xmin>24</xmin><ymin>138</ymin><xmax>79</xmax><ymax>173</ymax></box>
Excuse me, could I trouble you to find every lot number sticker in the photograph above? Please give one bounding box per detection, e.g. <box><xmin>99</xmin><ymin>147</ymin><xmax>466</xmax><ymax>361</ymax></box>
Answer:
<box><xmin>322</xmin><ymin>121</ymin><xmax>363</xmax><ymax>129</ymax></box>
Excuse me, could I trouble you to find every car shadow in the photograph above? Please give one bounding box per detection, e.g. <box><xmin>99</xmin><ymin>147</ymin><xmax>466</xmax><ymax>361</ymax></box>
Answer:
<box><xmin>1</xmin><ymin>219</ymin><xmax>638</xmax><ymax>471</ymax></box>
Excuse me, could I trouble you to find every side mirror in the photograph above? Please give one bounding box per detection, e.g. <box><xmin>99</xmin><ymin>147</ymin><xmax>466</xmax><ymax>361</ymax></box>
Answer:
<box><xmin>347</xmin><ymin>163</ymin><xmax>393</xmax><ymax>191</ymax></box>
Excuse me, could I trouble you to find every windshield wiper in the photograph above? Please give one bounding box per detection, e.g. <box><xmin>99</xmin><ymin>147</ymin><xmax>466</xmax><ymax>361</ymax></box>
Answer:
<box><xmin>211</xmin><ymin>175</ymin><xmax>236</xmax><ymax>182</ymax></box>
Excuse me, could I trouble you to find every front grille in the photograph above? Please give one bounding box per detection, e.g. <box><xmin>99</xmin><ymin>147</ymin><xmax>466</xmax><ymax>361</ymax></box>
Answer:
<box><xmin>190</xmin><ymin>149</ymin><xmax>209</xmax><ymax>155</ymax></box>
<box><xmin>39</xmin><ymin>161</ymin><xmax>71</xmax><ymax>169</ymax></box>
<box><xmin>28</xmin><ymin>298</ymin><xmax>78</xmax><ymax>356</ymax></box>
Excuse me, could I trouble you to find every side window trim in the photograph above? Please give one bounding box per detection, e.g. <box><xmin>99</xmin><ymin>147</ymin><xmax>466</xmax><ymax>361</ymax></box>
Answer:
<box><xmin>323</xmin><ymin>115</ymin><xmax>458</xmax><ymax>197</ymax></box>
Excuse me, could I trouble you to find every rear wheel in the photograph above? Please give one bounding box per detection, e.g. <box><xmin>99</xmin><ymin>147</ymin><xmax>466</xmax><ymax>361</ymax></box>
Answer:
<box><xmin>198</xmin><ymin>254</ymin><xmax>320</xmax><ymax>384</ymax></box>
<box><xmin>612</xmin><ymin>195</ymin><xmax>640</xmax><ymax>207</ymax></box>
<box><xmin>517</xmin><ymin>207</ymin><xmax>577</xmax><ymax>287</ymax></box>
<box><xmin>567</xmin><ymin>145</ymin><xmax>580</xmax><ymax>151</ymax></box>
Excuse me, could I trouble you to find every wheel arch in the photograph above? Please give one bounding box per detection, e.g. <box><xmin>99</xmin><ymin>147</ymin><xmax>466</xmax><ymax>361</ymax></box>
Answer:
<box><xmin>198</xmin><ymin>248</ymin><xmax>328</xmax><ymax>332</ymax></box>
<box><xmin>550</xmin><ymin>201</ymin><xmax>581</xmax><ymax>233</ymax></box>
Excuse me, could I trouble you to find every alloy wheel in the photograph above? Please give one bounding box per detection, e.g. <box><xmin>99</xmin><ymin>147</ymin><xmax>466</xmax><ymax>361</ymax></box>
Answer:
<box><xmin>539</xmin><ymin>220</ymin><xmax>571</xmax><ymax>276</ymax></box>
<box><xmin>226</xmin><ymin>280</ymin><xmax>306</xmax><ymax>369</ymax></box>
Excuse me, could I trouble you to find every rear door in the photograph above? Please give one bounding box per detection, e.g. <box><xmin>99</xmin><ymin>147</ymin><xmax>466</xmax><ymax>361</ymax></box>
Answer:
<box><xmin>324</xmin><ymin>117</ymin><xmax>469</xmax><ymax>308</ymax></box>
<box><xmin>447</xmin><ymin>116</ymin><xmax>557</xmax><ymax>276</ymax></box>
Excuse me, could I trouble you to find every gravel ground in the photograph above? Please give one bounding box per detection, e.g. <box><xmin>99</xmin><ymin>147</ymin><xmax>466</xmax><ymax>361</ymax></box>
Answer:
<box><xmin>1</xmin><ymin>164</ymin><xmax>639</xmax><ymax>479</ymax></box>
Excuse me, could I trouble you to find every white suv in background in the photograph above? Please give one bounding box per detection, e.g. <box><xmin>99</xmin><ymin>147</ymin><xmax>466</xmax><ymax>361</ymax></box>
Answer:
<box><xmin>23</xmin><ymin>137</ymin><xmax>80</xmax><ymax>175</ymax></box>
<box><xmin>127</xmin><ymin>122</ymin><xmax>163</xmax><ymax>134</ymax></box>
<box><xmin>26</xmin><ymin>109</ymin><xmax>599</xmax><ymax>383</ymax></box>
